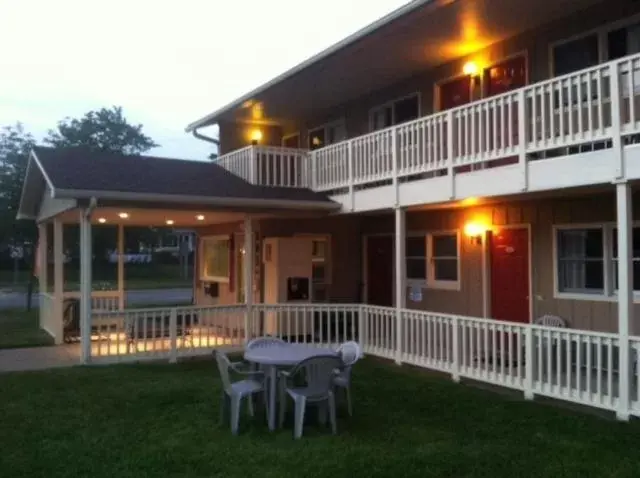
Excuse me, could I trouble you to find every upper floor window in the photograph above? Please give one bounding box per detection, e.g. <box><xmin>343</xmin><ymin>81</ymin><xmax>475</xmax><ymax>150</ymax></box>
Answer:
<box><xmin>608</xmin><ymin>22</ymin><xmax>640</xmax><ymax>60</ymax></box>
<box><xmin>370</xmin><ymin>94</ymin><xmax>420</xmax><ymax>131</ymax></box>
<box><xmin>552</xmin><ymin>34</ymin><xmax>599</xmax><ymax>76</ymax></box>
<box><xmin>309</xmin><ymin>120</ymin><xmax>346</xmax><ymax>151</ymax></box>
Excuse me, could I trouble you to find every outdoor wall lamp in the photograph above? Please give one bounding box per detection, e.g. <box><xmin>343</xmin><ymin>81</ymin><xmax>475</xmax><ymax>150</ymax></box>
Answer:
<box><xmin>463</xmin><ymin>61</ymin><xmax>480</xmax><ymax>86</ymax></box>
<box><xmin>250</xmin><ymin>129</ymin><xmax>263</xmax><ymax>146</ymax></box>
<box><xmin>464</xmin><ymin>221</ymin><xmax>487</xmax><ymax>246</ymax></box>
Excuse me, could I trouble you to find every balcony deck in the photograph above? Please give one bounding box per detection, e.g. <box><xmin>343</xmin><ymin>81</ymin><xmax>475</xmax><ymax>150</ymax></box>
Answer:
<box><xmin>217</xmin><ymin>52</ymin><xmax>640</xmax><ymax>212</ymax></box>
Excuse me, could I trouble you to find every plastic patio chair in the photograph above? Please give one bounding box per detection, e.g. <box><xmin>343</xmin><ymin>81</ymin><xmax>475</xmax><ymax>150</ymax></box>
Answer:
<box><xmin>246</xmin><ymin>336</ymin><xmax>286</xmax><ymax>371</ymax></box>
<box><xmin>333</xmin><ymin>341</ymin><xmax>362</xmax><ymax>417</ymax></box>
<box><xmin>278</xmin><ymin>354</ymin><xmax>344</xmax><ymax>439</ymax></box>
<box><xmin>214</xmin><ymin>350</ymin><xmax>267</xmax><ymax>435</ymax></box>
<box><xmin>534</xmin><ymin>315</ymin><xmax>567</xmax><ymax>328</ymax></box>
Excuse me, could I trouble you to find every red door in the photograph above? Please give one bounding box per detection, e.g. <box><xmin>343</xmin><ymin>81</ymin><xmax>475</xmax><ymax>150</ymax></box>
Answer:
<box><xmin>366</xmin><ymin>236</ymin><xmax>393</xmax><ymax>307</ymax></box>
<box><xmin>484</xmin><ymin>55</ymin><xmax>527</xmax><ymax>168</ymax></box>
<box><xmin>490</xmin><ymin>228</ymin><xmax>530</xmax><ymax>323</ymax></box>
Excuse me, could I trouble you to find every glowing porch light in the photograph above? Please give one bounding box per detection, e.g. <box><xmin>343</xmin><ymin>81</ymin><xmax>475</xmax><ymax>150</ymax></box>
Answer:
<box><xmin>118</xmin><ymin>212</ymin><xmax>129</xmax><ymax>219</ymax></box>
<box><xmin>463</xmin><ymin>61</ymin><xmax>479</xmax><ymax>76</ymax></box>
<box><xmin>196</xmin><ymin>215</ymin><xmax>205</xmax><ymax>221</ymax></box>
<box><xmin>166</xmin><ymin>220</ymin><xmax>174</xmax><ymax>226</ymax></box>
<box><xmin>98</xmin><ymin>218</ymin><xmax>107</xmax><ymax>224</ymax></box>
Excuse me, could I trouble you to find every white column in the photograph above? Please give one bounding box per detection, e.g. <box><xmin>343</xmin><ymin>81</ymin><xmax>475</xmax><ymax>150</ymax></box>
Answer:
<box><xmin>79</xmin><ymin>210</ymin><xmax>93</xmax><ymax>364</ymax></box>
<box><xmin>53</xmin><ymin>219</ymin><xmax>64</xmax><ymax>345</ymax></box>
<box><xmin>616</xmin><ymin>181</ymin><xmax>632</xmax><ymax>421</ymax></box>
<box><xmin>244</xmin><ymin>217</ymin><xmax>254</xmax><ymax>342</ymax></box>
<box><xmin>394</xmin><ymin>207</ymin><xmax>406</xmax><ymax>365</ymax></box>
<box><xmin>37</xmin><ymin>223</ymin><xmax>48</xmax><ymax>330</ymax></box>
<box><xmin>117</xmin><ymin>224</ymin><xmax>125</xmax><ymax>310</ymax></box>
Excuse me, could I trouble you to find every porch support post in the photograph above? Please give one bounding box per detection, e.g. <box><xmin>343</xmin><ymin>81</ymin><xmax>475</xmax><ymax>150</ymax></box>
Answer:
<box><xmin>244</xmin><ymin>217</ymin><xmax>254</xmax><ymax>343</ymax></box>
<box><xmin>53</xmin><ymin>219</ymin><xmax>64</xmax><ymax>345</ymax></box>
<box><xmin>79</xmin><ymin>209</ymin><xmax>93</xmax><ymax>364</ymax></box>
<box><xmin>616</xmin><ymin>181</ymin><xmax>632</xmax><ymax>421</ymax></box>
<box><xmin>37</xmin><ymin>223</ymin><xmax>48</xmax><ymax>330</ymax></box>
<box><xmin>394</xmin><ymin>206</ymin><xmax>406</xmax><ymax>365</ymax></box>
<box><xmin>117</xmin><ymin>224</ymin><xmax>125</xmax><ymax>310</ymax></box>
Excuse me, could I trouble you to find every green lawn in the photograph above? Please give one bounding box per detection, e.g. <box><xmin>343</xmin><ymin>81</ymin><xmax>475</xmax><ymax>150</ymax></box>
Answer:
<box><xmin>1</xmin><ymin>359</ymin><xmax>640</xmax><ymax>478</ymax></box>
<box><xmin>0</xmin><ymin>308</ymin><xmax>53</xmax><ymax>349</ymax></box>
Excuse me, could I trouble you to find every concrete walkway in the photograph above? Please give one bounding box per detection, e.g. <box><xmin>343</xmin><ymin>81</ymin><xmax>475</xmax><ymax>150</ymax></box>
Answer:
<box><xmin>0</xmin><ymin>344</ymin><xmax>80</xmax><ymax>373</ymax></box>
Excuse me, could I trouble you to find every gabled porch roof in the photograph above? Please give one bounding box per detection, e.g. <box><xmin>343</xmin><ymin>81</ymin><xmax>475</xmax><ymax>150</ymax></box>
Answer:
<box><xmin>18</xmin><ymin>147</ymin><xmax>339</xmax><ymax>223</ymax></box>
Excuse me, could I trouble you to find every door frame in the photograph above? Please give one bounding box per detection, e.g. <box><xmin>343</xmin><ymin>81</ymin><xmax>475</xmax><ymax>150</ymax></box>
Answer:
<box><xmin>481</xmin><ymin>51</ymin><xmax>529</xmax><ymax>98</ymax></box>
<box><xmin>482</xmin><ymin>224</ymin><xmax>533</xmax><ymax>324</ymax></box>
<box><xmin>362</xmin><ymin>233</ymin><xmax>395</xmax><ymax>306</ymax></box>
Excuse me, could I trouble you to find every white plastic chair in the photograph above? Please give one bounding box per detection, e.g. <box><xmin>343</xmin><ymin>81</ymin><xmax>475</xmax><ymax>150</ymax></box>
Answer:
<box><xmin>333</xmin><ymin>341</ymin><xmax>362</xmax><ymax>416</ymax></box>
<box><xmin>534</xmin><ymin>315</ymin><xmax>567</xmax><ymax>328</ymax></box>
<box><xmin>246</xmin><ymin>336</ymin><xmax>286</xmax><ymax>372</ymax></box>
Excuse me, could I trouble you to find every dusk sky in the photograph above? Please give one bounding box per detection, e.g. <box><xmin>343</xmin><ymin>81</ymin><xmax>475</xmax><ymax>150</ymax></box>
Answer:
<box><xmin>0</xmin><ymin>0</ymin><xmax>408</xmax><ymax>160</ymax></box>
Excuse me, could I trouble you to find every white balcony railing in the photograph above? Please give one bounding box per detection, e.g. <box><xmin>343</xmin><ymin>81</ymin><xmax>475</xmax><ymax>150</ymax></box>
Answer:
<box><xmin>84</xmin><ymin>301</ymin><xmax>639</xmax><ymax>419</ymax></box>
<box><xmin>216</xmin><ymin>145</ymin><xmax>310</xmax><ymax>188</ymax></box>
<box><xmin>215</xmin><ymin>52</ymin><xmax>640</xmax><ymax>202</ymax></box>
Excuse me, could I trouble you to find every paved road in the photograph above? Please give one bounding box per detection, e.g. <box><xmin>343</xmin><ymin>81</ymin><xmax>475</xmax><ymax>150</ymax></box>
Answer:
<box><xmin>0</xmin><ymin>288</ymin><xmax>193</xmax><ymax>310</ymax></box>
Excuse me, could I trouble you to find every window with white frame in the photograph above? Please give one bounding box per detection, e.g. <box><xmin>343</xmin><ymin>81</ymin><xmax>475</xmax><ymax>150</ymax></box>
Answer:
<box><xmin>201</xmin><ymin>236</ymin><xmax>231</xmax><ymax>282</ymax></box>
<box><xmin>370</xmin><ymin>94</ymin><xmax>420</xmax><ymax>131</ymax></box>
<box><xmin>405</xmin><ymin>232</ymin><xmax>460</xmax><ymax>287</ymax></box>
<box><xmin>555</xmin><ymin>225</ymin><xmax>640</xmax><ymax>295</ymax></box>
<box><xmin>406</xmin><ymin>236</ymin><xmax>427</xmax><ymax>281</ymax></box>
<box><xmin>429</xmin><ymin>233</ymin><xmax>459</xmax><ymax>286</ymax></box>
<box><xmin>308</xmin><ymin>121</ymin><xmax>346</xmax><ymax>151</ymax></box>
<box><xmin>556</xmin><ymin>228</ymin><xmax>604</xmax><ymax>293</ymax></box>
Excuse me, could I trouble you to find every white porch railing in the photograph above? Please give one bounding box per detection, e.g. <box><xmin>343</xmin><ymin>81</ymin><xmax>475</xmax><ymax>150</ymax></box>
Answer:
<box><xmin>83</xmin><ymin>302</ymin><xmax>640</xmax><ymax>419</ymax></box>
<box><xmin>39</xmin><ymin>292</ymin><xmax>56</xmax><ymax>339</ymax></box>
<box><xmin>215</xmin><ymin>145</ymin><xmax>310</xmax><ymax>188</ymax></box>
<box><xmin>64</xmin><ymin>290</ymin><xmax>122</xmax><ymax>312</ymax></box>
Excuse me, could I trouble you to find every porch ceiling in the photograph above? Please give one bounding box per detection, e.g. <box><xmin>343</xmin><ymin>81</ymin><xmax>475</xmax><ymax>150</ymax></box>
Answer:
<box><xmin>53</xmin><ymin>207</ymin><xmax>322</xmax><ymax>227</ymax></box>
<box><xmin>187</xmin><ymin>0</ymin><xmax>604</xmax><ymax>129</ymax></box>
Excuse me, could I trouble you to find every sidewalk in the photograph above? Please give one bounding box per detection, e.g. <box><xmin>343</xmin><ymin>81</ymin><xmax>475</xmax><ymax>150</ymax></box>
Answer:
<box><xmin>0</xmin><ymin>344</ymin><xmax>80</xmax><ymax>373</ymax></box>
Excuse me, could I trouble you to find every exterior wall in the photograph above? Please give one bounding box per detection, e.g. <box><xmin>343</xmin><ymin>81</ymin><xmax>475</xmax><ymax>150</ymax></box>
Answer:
<box><xmin>194</xmin><ymin>215</ymin><xmax>363</xmax><ymax>306</ymax></box>
<box><xmin>362</xmin><ymin>191</ymin><xmax>640</xmax><ymax>335</ymax></box>
<box><xmin>219</xmin><ymin>121</ymin><xmax>284</xmax><ymax>155</ymax></box>
<box><xmin>272</xmin><ymin>1</ymin><xmax>639</xmax><ymax>145</ymax></box>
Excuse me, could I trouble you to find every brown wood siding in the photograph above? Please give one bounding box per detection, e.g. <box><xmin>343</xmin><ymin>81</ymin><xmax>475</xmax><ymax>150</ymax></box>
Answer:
<box><xmin>280</xmin><ymin>1</ymin><xmax>640</xmax><ymax>142</ymax></box>
<box><xmin>362</xmin><ymin>191</ymin><xmax>640</xmax><ymax>335</ymax></box>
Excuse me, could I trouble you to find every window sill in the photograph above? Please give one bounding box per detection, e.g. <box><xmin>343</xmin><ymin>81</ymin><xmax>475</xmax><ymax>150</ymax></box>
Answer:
<box><xmin>405</xmin><ymin>279</ymin><xmax>461</xmax><ymax>291</ymax></box>
<box><xmin>200</xmin><ymin>276</ymin><xmax>230</xmax><ymax>284</ymax></box>
<box><xmin>554</xmin><ymin>291</ymin><xmax>640</xmax><ymax>303</ymax></box>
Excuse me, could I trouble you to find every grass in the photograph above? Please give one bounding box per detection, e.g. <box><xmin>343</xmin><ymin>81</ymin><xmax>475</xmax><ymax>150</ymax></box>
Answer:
<box><xmin>0</xmin><ymin>308</ymin><xmax>53</xmax><ymax>349</ymax></box>
<box><xmin>1</xmin><ymin>359</ymin><xmax>640</xmax><ymax>478</ymax></box>
<box><xmin>0</xmin><ymin>265</ymin><xmax>192</xmax><ymax>292</ymax></box>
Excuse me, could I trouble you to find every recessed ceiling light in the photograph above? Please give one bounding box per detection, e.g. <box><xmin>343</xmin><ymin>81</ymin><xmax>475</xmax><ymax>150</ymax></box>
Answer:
<box><xmin>118</xmin><ymin>212</ymin><xmax>129</xmax><ymax>219</ymax></box>
<box><xmin>196</xmin><ymin>215</ymin><xmax>205</xmax><ymax>221</ymax></box>
<box><xmin>98</xmin><ymin>218</ymin><xmax>107</xmax><ymax>224</ymax></box>
<box><xmin>166</xmin><ymin>219</ymin><xmax>174</xmax><ymax>225</ymax></box>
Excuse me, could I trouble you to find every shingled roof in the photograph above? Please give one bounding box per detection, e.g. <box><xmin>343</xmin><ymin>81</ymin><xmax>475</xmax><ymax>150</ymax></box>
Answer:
<box><xmin>18</xmin><ymin>147</ymin><xmax>338</xmax><ymax>219</ymax></box>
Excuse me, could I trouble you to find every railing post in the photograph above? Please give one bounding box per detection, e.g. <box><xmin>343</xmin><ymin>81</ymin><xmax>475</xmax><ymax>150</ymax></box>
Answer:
<box><xmin>616</xmin><ymin>180</ymin><xmax>632</xmax><ymax>421</ymax></box>
<box><xmin>394</xmin><ymin>207</ymin><xmax>406</xmax><ymax>365</ymax></box>
<box><xmin>451</xmin><ymin>316</ymin><xmax>460</xmax><ymax>382</ymax></box>
<box><xmin>358</xmin><ymin>304</ymin><xmax>366</xmax><ymax>351</ymax></box>
<box><xmin>392</xmin><ymin>128</ymin><xmax>399</xmax><ymax>207</ymax></box>
<box><xmin>518</xmin><ymin>89</ymin><xmax>528</xmax><ymax>191</ymax></box>
<box><xmin>244</xmin><ymin>217</ymin><xmax>254</xmax><ymax>345</ymax></box>
<box><xmin>37</xmin><ymin>223</ymin><xmax>48</xmax><ymax>330</ymax></box>
<box><xmin>53</xmin><ymin>219</ymin><xmax>64</xmax><ymax>345</ymax></box>
<box><xmin>310</xmin><ymin>150</ymin><xmax>318</xmax><ymax>190</ymax></box>
<box><xmin>447</xmin><ymin>110</ymin><xmax>455</xmax><ymax>199</ymax></box>
<box><xmin>348</xmin><ymin>140</ymin><xmax>355</xmax><ymax>211</ymax></box>
<box><xmin>250</xmin><ymin>146</ymin><xmax>258</xmax><ymax>184</ymax></box>
<box><xmin>610</xmin><ymin>62</ymin><xmax>624</xmax><ymax>180</ymax></box>
<box><xmin>169</xmin><ymin>308</ymin><xmax>178</xmax><ymax>364</ymax></box>
<box><xmin>524</xmin><ymin>325</ymin><xmax>534</xmax><ymax>400</ymax></box>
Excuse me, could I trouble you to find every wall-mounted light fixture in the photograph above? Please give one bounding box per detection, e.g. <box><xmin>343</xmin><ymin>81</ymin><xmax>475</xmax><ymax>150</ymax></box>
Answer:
<box><xmin>463</xmin><ymin>61</ymin><xmax>480</xmax><ymax>88</ymax></box>
<box><xmin>464</xmin><ymin>221</ymin><xmax>488</xmax><ymax>246</ymax></box>
<box><xmin>250</xmin><ymin>129</ymin><xmax>263</xmax><ymax>146</ymax></box>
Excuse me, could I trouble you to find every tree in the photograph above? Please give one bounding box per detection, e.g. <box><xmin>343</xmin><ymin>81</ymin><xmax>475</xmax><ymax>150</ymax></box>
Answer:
<box><xmin>45</xmin><ymin>106</ymin><xmax>158</xmax><ymax>155</ymax></box>
<box><xmin>0</xmin><ymin>123</ymin><xmax>37</xmax><ymax>248</ymax></box>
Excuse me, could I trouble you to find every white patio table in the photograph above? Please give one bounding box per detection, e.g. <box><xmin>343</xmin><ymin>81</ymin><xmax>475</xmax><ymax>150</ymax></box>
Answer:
<box><xmin>244</xmin><ymin>343</ymin><xmax>338</xmax><ymax>431</ymax></box>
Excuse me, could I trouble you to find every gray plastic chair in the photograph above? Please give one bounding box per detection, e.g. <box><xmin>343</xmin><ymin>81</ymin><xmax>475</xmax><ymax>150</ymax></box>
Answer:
<box><xmin>214</xmin><ymin>351</ymin><xmax>267</xmax><ymax>435</ymax></box>
<box><xmin>278</xmin><ymin>354</ymin><xmax>343</xmax><ymax>439</ymax></box>
<box><xmin>333</xmin><ymin>341</ymin><xmax>362</xmax><ymax>416</ymax></box>
<box><xmin>246</xmin><ymin>336</ymin><xmax>287</xmax><ymax>371</ymax></box>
